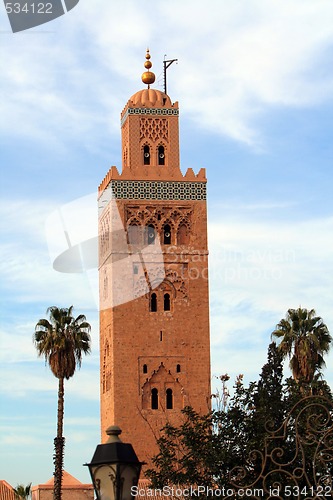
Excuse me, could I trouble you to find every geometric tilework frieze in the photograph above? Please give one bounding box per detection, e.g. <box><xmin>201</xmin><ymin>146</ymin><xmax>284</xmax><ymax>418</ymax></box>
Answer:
<box><xmin>105</xmin><ymin>180</ymin><xmax>206</xmax><ymax>201</ymax></box>
<box><xmin>121</xmin><ymin>107</ymin><xmax>179</xmax><ymax>126</ymax></box>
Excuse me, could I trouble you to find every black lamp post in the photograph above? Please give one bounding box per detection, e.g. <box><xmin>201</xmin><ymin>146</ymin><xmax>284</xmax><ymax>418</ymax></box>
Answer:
<box><xmin>85</xmin><ymin>426</ymin><xmax>143</xmax><ymax>500</ymax></box>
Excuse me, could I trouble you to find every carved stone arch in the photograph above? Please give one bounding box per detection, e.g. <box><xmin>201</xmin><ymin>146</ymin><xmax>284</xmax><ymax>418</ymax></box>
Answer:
<box><xmin>130</xmin><ymin>207</ymin><xmax>145</xmax><ymax>221</ymax></box>
<box><xmin>178</xmin><ymin>216</ymin><xmax>191</xmax><ymax>229</ymax></box>
<box><xmin>165</xmin><ymin>269</ymin><xmax>189</xmax><ymax>302</ymax></box>
<box><xmin>127</xmin><ymin>216</ymin><xmax>141</xmax><ymax>226</ymax></box>
<box><xmin>127</xmin><ymin>218</ymin><xmax>142</xmax><ymax>246</ymax></box>
<box><xmin>142</xmin><ymin>207</ymin><xmax>153</xmax><ymax>219</ymax></box>
<box><xmin>142</xmin><ymin>209</ymin><xmax>163</xmax><ymax>232</ymax></box>
<box><xmin>177</xmin><ymin>218</ymin><xmax>191</xmax><ymax>246</ymax></box>
<box><xmin>141</xmin><ymin>141</ymin><xmax>152</xmax><ymax>165</ymax></box>
<box><xmin>165</xmin><ymin>269</ymin><xmax>178</xmax><ymax>282</ymax></box>
<box><xmin>159</xmin><ymin>279</ymin><xmax>176</xmax><ymax>298</ymax></box>
<box><xmin>141</xmin><ymin>363</ymin><xmax>184</xmax><ymax>411</ymax></box>
<box><xmin>144</xmin><ymin>219</ymin><xmax>157</xmax><ymax>245</ymax></box>
<box><xmin>155</xmin><ymin>208</ymin><xmax>164</xmax><ymax>222</ymax></box>
<box><xmin>170</xmin><ymin>208</ymin><xmax>182</xmax><ymax>219</ymax></box>
<box><xmin>134</xmin><ymin>276</ymin><xmax>150</xmax><ymax>298</ymax></box>
<box><xmin>143</xmin><ymin>214</ymin><xmax>157</xmax><ymax>226</ymax></box>
<box><xmin>161</xmin><ymin>217</ymin><xmax>175</xmax><ymax>228</ymax></box>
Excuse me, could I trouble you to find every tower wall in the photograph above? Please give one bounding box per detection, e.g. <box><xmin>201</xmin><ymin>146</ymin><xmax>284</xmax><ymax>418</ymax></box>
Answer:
<box><xmin>98</xmin><ymin>78</ymin><xmax>211</xmax><ymax>468</ymax></box>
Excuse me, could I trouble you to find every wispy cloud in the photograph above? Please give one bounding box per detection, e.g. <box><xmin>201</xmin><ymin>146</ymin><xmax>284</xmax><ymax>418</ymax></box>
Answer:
<box><xmin>209</xmin><ymin>213</ymin><xmax>333</xmax><ymax>385</ymax></box>
<box><xmin>1</xmin><ymin>0</ymin><xmax>333</xmax><ymax>148</ymax></box>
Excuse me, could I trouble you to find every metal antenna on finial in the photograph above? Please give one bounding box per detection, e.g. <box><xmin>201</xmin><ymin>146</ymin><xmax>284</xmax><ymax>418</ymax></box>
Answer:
<box><xmin>163</xmin><ymin>55</ymin><xmax>178</xmax><ymax>95</ymax></box>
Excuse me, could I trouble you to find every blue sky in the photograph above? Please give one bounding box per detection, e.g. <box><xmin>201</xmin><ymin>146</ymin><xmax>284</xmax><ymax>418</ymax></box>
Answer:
<box><xmin>1</xmin><ymin>0</ymin><xmax>333</xmax><ymax>489</ymax></box>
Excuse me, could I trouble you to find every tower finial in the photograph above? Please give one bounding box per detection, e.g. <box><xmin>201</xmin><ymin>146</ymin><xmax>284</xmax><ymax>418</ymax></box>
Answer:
<box><xmin>141</xmin><ymin>48</ymin><xmax>156</xmax><ymax>88</ymax></box>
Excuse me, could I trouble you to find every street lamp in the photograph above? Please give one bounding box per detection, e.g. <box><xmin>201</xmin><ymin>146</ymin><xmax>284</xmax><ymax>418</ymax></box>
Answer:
<box><xmin>85</xmin><ymin>425</ymin><xmax>143</xmax><ymax>500</ymax></box>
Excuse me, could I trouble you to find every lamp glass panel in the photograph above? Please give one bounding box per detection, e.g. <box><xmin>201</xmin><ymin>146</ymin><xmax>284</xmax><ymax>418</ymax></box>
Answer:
<box><xmin>91</xmin><ymin>464</ymin><xmax>117</xmax><ymax>500</ymax></box>
<box><xmin>120</xmin><ymin>464</ymin><xmax>141</xmax><ymax>500</ymax></box>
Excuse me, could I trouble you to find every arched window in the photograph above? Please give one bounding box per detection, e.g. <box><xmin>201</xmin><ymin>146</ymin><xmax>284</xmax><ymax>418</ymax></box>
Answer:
<box><xmin>163</xmin><ymin>224</ymin><xmax>171</xmax><ymax>245</ymax></box>
<box><xmin>166</xmin><ymin>388</ymin><xmax>173</xmax><ymax>409</ymax></box>
<box><xmin>151</xmin><ymin>388</ymin><xmax>158</xmax><ymax>409</ymax></box>
<box><xmin>143</xmin><ymin>364</ymin><xmax>148</xmax><ymax>374</ymax></box>
<box><xmin>158</xmin><ymin>145</ymin><xmax>165</xmax><ymax>166</ymax></box>
<box><xmin>164</xmin><ymin>293</ymin><xmax>171</xmax><ymax>311</ymax></box>
<box><xmin>143</xmin><ymin>145</ymin><xmax>150</xmax><ymax>165</ymax></box>
<box><xmin>128</xmin><ymin>224</ymin><xmax>140</xmax><ymax>245</ymax></box>
<box><xmin>177</xmin><ymin>224</ymin><xmax>189</xmax><ymax>245</ymax></box>
<box><xmin>176</xmin><ymin>364</ymin><xmax>181</xmax><ymax>373</ymax></box>
<box><xmin>150</xmin><ymin>293</ymin><xmax>157</xmax><ymax>312</ymax></box>
<box><xmin>146</xmin><ymin>224</ymin><xmax>156</xmax><ymax>245</ymax></box>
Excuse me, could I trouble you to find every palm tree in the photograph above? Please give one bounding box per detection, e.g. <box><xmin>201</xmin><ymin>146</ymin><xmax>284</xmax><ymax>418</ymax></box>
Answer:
<box><xmin>271</xmin><ymin>307</ymin><xmax>331</xmax><ymax>385</ymax></box>
<box><xmin>34</xmin><ymin>306</ymin><xmax>91</xmax><ymax>500</ymax></box>
<box><xmin>14</xmin><ymin>483</ymin><xmax>31</xmax><ymax>499</ymax></box>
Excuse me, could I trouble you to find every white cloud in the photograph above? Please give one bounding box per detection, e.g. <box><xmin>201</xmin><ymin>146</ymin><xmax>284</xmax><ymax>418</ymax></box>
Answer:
<box><xmin>1</xmin><ymin>0</ymin><xmax>333</xmax><ymax>148</ymax></box>
<box><xmin>209</xmin><ymin>212</ymin><xmax>333</xmax><ymax>387</ymax></box>
<box><xmin>0</xmin><ymin>198</ymin><xmax>100</xmax><ymax>308</ymax></box>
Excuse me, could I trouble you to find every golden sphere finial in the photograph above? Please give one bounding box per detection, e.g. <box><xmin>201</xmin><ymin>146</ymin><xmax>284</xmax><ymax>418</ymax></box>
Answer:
<box><xmin>141</xmin><ymin>48</ymin><xmax>155</xmax><ymax>87</ymax></box>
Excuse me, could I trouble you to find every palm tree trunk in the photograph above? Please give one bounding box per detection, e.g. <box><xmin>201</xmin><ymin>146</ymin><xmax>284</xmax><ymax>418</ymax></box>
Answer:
<box><xmin>53</xmin><ymin>377</ymin><xmax>65</xmax><ymax>500</ymax></box>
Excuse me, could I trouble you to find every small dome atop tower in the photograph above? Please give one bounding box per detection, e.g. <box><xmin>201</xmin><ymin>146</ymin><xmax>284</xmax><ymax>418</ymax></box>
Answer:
<box><xmin>130</xmin><ymin>88</ymin><xmax>172</xmax><ymax>107</ymax></box>
<box><xmin>141</xmin><ymin>49</ymin><xmax>156</xmax><ymax>87</ymax></box>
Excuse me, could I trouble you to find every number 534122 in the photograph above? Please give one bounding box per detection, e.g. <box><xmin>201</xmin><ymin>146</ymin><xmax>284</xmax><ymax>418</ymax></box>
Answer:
<box><xmin>5</xmin><ymin>3</ymin><xmax>53</xmax><ymax>14</ymax></box>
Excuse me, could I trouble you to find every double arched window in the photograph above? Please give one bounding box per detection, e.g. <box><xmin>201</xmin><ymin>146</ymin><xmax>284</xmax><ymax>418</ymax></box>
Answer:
<box><xmin>142</xmin><ymin>144</ymin><xmax>166</xmax><ymax>166</ymax></box>
<box><xmin>151</xmin><ymin>388</ymin><xmax>173</xmax><ymax>410</ymax></box>
<box><xmin>150</xmin><ymin>291</ymin><xmax>172</xmax><ymax>312</ymax></box>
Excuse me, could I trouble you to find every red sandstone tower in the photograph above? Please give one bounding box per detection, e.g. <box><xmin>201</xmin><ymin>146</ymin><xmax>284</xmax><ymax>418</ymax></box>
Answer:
<box><xmin>98</xmin><ymin>51</ymin><xmax>210</xmax><ymax>467</ymax></box>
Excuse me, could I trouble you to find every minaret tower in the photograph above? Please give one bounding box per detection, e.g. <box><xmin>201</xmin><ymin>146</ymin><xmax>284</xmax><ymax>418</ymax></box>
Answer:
<box><xmin>98</xmin><ymin>50</ymin><xmax>210</xmax><ymax>467</ymax></box>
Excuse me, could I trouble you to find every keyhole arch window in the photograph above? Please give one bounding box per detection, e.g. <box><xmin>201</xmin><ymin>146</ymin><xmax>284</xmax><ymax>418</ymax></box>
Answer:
<box><xmin>128</xmin><ymin>223</ymin><xmax>141</xmax><ymax>246</ymax></box>
<box><xmin>146</xmin><ymin>224</ymin><xmax>156</xmax><ymax>245</ymax></box>
<box><xmin>166</xmin><ymin>388</ymin><xmax>173</xmax><ymax>409</ymax></box>
<box><xmin>158</xmin><ymin>145</ymin><xmax>165</xmax><ymax>166</ymax></box>
<box><xmin>150</xmin><ymin>293</ymin><xmax>157</xmax><ymax>312</ymax></box>
<box><xmin>151</xmin><ymin>388</ymin><xmax>158</xmax><ymax>409</ymax></box>
<box><xmin>163</xmin><ymin>224</ymin><xmax>172</xmax><ymax>245</ymax></box>
<box><xmin>177</xmin><ymin>223</ymin><xmax>189</xmax><ymax>245</ymax></box>
<box><xmin>164</xmin><ymin>293</ymin><xmax>171</xmax><ymax>311</ymax></box>
<box><xmin>143</xmin><ymin>145</ymin><xmax>150</xmax><ymax>165</ymax></box>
